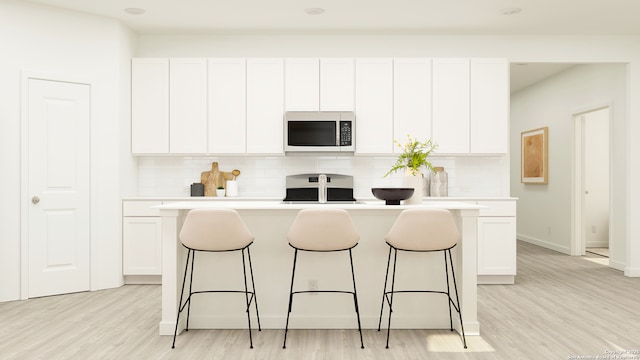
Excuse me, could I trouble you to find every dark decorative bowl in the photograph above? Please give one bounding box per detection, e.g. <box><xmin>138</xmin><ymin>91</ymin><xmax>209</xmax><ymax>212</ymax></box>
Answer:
<box><xmin>371</xmin><ymin>188</ymin><xmax>415</xmax><ymax>205</ymax></box>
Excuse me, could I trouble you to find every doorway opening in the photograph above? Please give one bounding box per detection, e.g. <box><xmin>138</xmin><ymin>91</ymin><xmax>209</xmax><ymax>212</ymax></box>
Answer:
<box><xmin>572</xmin><ymin>106</ymin><xmax>611</xmax><ymax>266</ymax></box>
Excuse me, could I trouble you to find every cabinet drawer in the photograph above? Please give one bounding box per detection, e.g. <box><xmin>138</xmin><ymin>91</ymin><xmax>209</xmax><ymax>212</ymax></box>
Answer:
<box><xmin>477</xmin><ymin>201</ymin><xmax>516</xmax><ymax>217</ymax></box>
<box><xmin>123</xmin><ymin>201</ymin><xmax>162</xmax><ymax>216</ymax></box>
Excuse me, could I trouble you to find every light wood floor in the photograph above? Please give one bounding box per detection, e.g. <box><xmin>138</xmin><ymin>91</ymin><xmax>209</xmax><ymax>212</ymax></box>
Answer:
<box><xmin>1</xmin><ymin>241</ymin><xmax>639</xmax><ymax>359</ymax></box>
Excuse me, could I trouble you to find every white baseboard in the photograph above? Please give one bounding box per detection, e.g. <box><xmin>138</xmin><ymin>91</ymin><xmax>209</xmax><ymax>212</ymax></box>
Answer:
<box><xmin>586</xmin><ymin>241</ymin><xmax>609</xmax><ymax>248</ymax></box>
<box><xmin>610</xmin><ymin>259</ymin><xmax>626</xmax><ymax>272</ymax></box>
<box><xmin>624</xmin><ymin>267</ymin><xmax>640</xmax><ymax>277</ymax></box>
<box><xmin>478</xmin><ymin>275</ymin><xmax>515</xmax><ymax>285</ymax></box>
<box><xmin>517</xmin><ymin>234</ymin><xmax>571</xmax><ymax>254</ymax></box>
<box><xmin>124</xmin><ymin>275</ymin><xmax>161</xmax><ymax>284</ymax></box>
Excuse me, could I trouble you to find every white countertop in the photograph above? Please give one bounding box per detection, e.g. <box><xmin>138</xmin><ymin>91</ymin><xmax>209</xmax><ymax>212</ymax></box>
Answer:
<box><xmin>155</xmin><ymin>199</ymin><xmax>484</xmax><ymax>211</ymax></box>
<box><xmin>125</xmin><ymin>196</ymin><xmax>516</xmax><ymax>202</ymax></box>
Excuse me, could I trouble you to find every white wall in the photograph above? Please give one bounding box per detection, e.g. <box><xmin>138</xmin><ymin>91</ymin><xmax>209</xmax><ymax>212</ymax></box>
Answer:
<box><xmin>0</xmin><ymin>1</ymin><xmax>135</xmax><ymax>301</ymax></box>
<box><xmin>136</xmin><ymin>34</ymin><xmax>640</xmax><ymax>276</ymax></box>
<box><xmin>510</xmin><ymin>64</ymin><xmax>627</xmax><ymax>270</ymax></box>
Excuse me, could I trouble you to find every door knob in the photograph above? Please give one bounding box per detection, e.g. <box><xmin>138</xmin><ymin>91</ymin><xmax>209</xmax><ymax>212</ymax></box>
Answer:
<box><xmin>32</xmin><ymin>196</ymin><xmax>40</xmax><ymax>204</ymax></box>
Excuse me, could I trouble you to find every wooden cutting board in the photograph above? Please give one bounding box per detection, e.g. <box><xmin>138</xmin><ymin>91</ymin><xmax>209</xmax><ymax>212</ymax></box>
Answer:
<box><xmin>200</xmin><ymin>162</ymin><xmax>240</xmax><ymax>196</ymax></box>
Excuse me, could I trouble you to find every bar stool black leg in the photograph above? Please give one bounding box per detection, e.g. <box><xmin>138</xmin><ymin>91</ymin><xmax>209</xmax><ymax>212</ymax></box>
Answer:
<box><xmin>348</xmin><ymin>249</ymin><xmax>365</xmax><ymax>349</ymax></box>
<box><xmin>282</xmin><ymin>249</ymin><xmax>298</xmax><ymax>349</ymax></box>
<box><xmin>444</xmin><ymin>251</ymin><xmax>454</xmax><ymax>331</ymax></box>
<box><xmin>241</xmin><ymin>248</ymin><xmax>254</xmax><ymax>349</ymax></box>
<box><xmin>448</xmin><ymin>249</ymin><xmax>467</xmax><ymax>349</ymax></box>
<box><xmin>385</xmin><ymin>248</ymin><xmax>398</xmax><ymax>349</ymax></box>
<box><xmin>378</xmin><ymin>247</ymin><xmax>393</xmax><ymax>331</ymax></box>
<box><xmin>172</xmin><ymin>249</ymin><xmax>192</xmax><ymax>349</ymax></box>
<box><xmin>246</xmin><ymin>247</ymin><xmax>261</xmax><ymax>331</ymax></box>
<box><xmin>185</xmin><ymin>250</ymin><xmax>195</xmax><ymax>331</ymax></box>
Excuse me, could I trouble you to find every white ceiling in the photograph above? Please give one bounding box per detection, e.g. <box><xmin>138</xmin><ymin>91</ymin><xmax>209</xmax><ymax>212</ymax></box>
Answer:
<box><xmin>24</xmin><ymin>0</ymin><xmax>640</xmax><ymax>35</ymax></box>
<box><xmin>23</xmin><ymin>0</ymin><xmax>630</xmax><ymax>92</ymax></box>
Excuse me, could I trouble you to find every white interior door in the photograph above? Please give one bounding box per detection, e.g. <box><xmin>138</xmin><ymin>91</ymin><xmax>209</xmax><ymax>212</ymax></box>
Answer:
<box><xmin>27</xmin><ymin>78</ymin><xmax>91</xmax><ymax>298</ymax></box>
<box><xmin>582</xmin><ymin>108</ymin><xmax>610</xmax><ymax>248</ymax></box>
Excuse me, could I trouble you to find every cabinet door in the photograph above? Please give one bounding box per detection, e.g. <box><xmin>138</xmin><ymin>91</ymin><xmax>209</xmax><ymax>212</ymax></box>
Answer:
<box><xmin>131</xmin><ymin>58</ymin><xmax>169</xmax><ymax>154</ymax></box>
<box><xmin>477</xmin><ymin>217</ymin><xmax>517</xmax><ymax>275</ymax></box>
<box><xmin>247</xmin><ymin>58</ymin><xmax>285</xmax><ymax>154</ymax></box>
<box><xmin>208</xmin><ymin>58</ymin><xmax>246</xmax><ymax>154</ymax></box>
<box><xmin>285</xmin><ymin>58</ymin><xmax>319</xmax><ymax>111</ymax></box>
<box><xmin>355</xmin><ymin>58</ymin><xmax>394</xmax><ymax>154</ymax></box>
<box><xmin>123</xmin><ymin>217</ymin><xmax>162</xmax><ymax>275</ymax></box>
<box><xmin>470</xmin><ymin>58</ymin><xmax>509</xmax><ymax>154</ymax></box>
<box><xmin>320</xmin><ymin>58</ymin><xmax>354</xmax><ymax>111</ymax></box>
<box><xmin>432</xmin><ymin>58</ymin><xmax>470</xmax><ymax>154</ymax></box>
<box><xmin>393</xmin><ymin>58</ymin><xmax>432</xmax><ymax>152</ymax></box>
<box><xmin>169</xmin><ymin>58</ymin><xmax>208</xmax><ymax>154</ymax></box>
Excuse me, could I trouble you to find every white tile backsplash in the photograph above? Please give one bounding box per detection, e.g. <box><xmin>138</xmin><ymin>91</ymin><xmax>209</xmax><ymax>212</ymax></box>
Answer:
<box><xmin>137</xmin><ymin>155</ymin><xmax>508</xmax><ymax>198</ymax></box>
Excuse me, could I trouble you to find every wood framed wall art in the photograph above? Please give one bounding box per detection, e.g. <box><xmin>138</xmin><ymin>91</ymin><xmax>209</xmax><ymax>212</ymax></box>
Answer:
<box><xmin>521</xmin><ymin>127</ymin><xmax>548</xmax><ymax>184</ymax></box>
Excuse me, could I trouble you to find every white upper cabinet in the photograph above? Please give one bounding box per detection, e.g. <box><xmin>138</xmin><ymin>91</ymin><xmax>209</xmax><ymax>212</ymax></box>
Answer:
<box><xmin>355</xmin><ymin>58</ymin><xmax>394</xmax><ymax>154</ymax></box>
<box><xmin>470</xmin><ymin>58</ymin><xmax>509</xmax><ymax>154</ymax></box>
<box><xmin>169</xmin><ymin>58</ymin><xmax>208</xmax><ymax>154</ymax></box>
<box><xmin>393</xmin><ymin>58</ymin><xmax>432</xmax><ymax>152</ymax></box>
<box><xmin>131</xmin><ymin>58</ymin><xmax>169</xmax><ymax>154</ymax></box>
<box><xmin>284</xmin><ymin>58</ymin><xmax>354</xmax><ymax>111</ymax></box>
<box><xmin>432</xmin><ymin>58</ymin><xmax>470</xmax><ymax>154</ymax></box>
<box><xmin>208</xmin><ymin>58</ymin><xmax>246</xmax><ymax>154</ymax></box>
<box><xmin>320</xmin><ymin>58</ymin><xmax>354</xmax><ymax>111</ymax></box>
<box><xmin>285</xmin><ymin>58</ymin><xmax>319</xmax><ymax>111</ymax></box>
<box><xmin>246</xmin><ymin>58</ymin><xmax>285</xmax><ymax>154</ymax></box>
<box><xmin>131</xmin><ymin>57</ymin><xmax>508</xmax><ymax>157</ymax></box>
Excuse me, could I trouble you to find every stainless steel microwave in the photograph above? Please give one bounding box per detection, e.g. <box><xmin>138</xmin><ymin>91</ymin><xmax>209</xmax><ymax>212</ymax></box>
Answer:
<box><xmin>284</xmin><ymin>111</ymin><xmax>355</xmax><ymax>153</ymax></box>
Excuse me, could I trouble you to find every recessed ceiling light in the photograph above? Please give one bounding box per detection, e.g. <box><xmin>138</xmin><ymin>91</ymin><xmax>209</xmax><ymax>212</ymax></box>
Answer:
<box><xmin>124</xmin><ymin>8</ymin><xmax>146</xmax><ymax>15</ymax></box>
<box><xmin>501</xmin><ymin>7</ymin><xmax>522</xmax><ymax>15</ymax></box>
<box><xmin>304</xmin><ymin>8</ymin><xmax>325</xmax><ymax>15</ymax></box>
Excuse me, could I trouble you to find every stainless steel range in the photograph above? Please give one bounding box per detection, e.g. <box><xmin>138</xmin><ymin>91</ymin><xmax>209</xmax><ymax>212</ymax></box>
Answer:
<box><xmin>283</xmin><ymin>173</ymin><xmax>357</xmax><ymax>204</ymax></box>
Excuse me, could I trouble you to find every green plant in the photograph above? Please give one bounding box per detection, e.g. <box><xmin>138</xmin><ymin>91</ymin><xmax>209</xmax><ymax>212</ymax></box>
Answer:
<box><xmin>384</xmin><ymin>135</ymin><xmax>438</xmax><ymax>177</ymax></box>
<box><xmin>217</xmin><ymin>186</ymin><xmax>224</xmax><ymax>190</ymax></box>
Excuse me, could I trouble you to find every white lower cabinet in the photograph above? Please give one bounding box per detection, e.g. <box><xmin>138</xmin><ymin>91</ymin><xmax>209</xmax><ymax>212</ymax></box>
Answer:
<box><xmin>123</xmin><ymin>201</ymin><xmax>162</xmax><ymax>280</ymax></box>
<box><xmin>476</xmin><ymin>200</ymin><xmax>517</xmax><ymax>284</ymax></box>
<box><xmin>121</xmin><ymin>198</ymin><xmax>516</xmax><ymax>284</ymax></box>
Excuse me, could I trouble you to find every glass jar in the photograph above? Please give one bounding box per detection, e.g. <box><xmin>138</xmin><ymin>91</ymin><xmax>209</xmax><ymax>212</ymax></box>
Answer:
<box><xmin>430</xmin><ymin>167</ymin><xmax>448</xmax><ymax>197</ymax></box>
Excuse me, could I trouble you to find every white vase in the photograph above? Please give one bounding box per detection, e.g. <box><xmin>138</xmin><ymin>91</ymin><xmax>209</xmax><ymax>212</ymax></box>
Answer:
<box><xmin>225</xmin><ymin>180</ymin><xmax>238</xmax><ymax>197</ymax></box>
<box><xmin>430</xmin><ymin>167</ymin><xmax>448</xmax><ymax>197</ymax></box>
<box><xmin>402</xmin><ymin>170</ymin><xmax>424</xmax><ymax>205</ymax></box>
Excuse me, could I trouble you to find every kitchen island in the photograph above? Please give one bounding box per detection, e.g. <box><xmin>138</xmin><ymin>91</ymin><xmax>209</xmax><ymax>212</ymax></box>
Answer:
<box><xmin>157</xmin><ymin>200</ymin><xmax>482</xmax><ymax>337</ymax></box>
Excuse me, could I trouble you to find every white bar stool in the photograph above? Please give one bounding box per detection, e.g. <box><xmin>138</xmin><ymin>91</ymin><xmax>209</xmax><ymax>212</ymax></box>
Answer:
<box><xmin>282</xmin><ymin>208</ymin><xmax>365</xmax><ymax>349</ymax></box>
<box><xmin>377</xmin><ymin>208</ymin><xmax>467</xmax><ymax>349</ymax></box>
<box><xmin>171</xmin><ymin>208</ymin><xmax>261</xmax><ymax>349</ymax></box>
